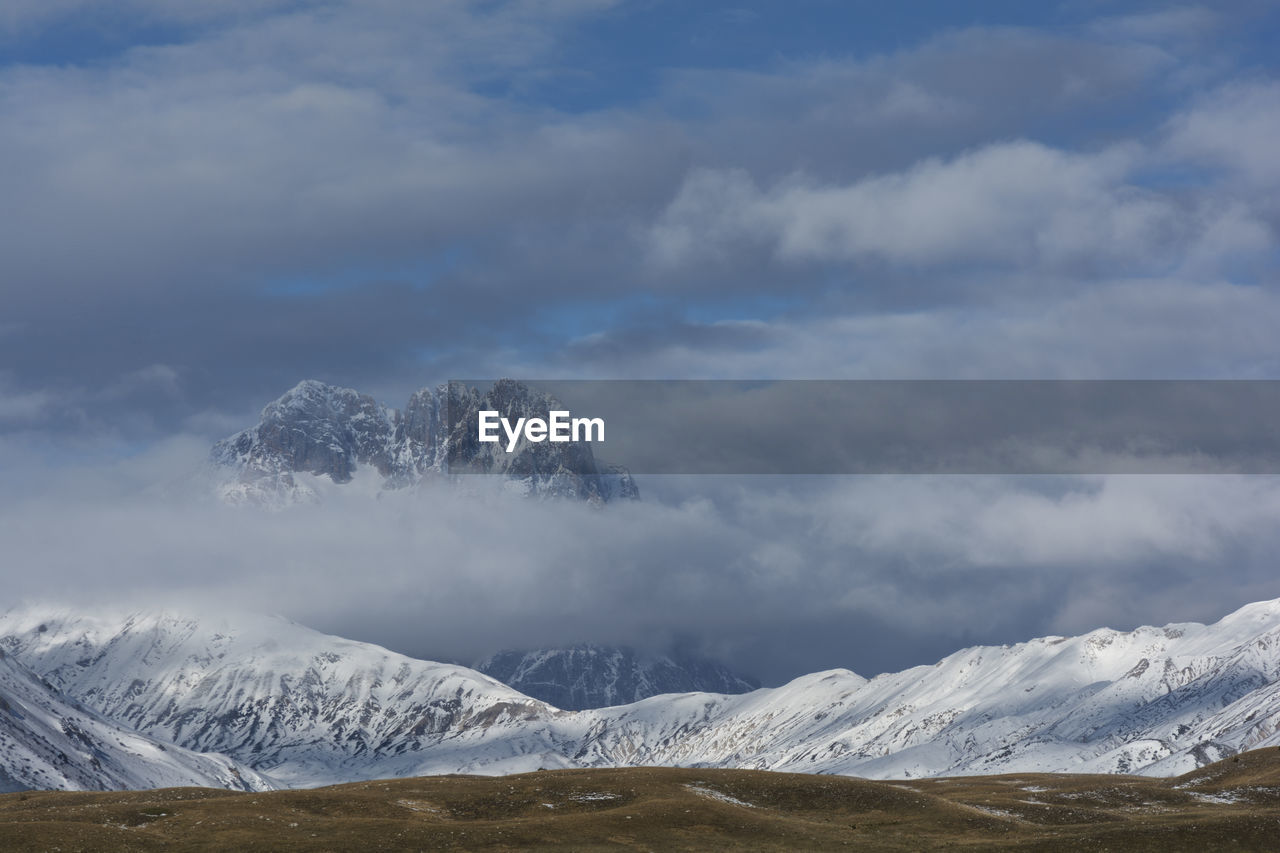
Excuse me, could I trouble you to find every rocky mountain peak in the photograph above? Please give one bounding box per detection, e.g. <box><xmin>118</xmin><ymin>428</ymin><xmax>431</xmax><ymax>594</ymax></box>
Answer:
<box><xmin>210</xmin><ymin>379</ymin><xmax>637</xmax><ymax>506</ymax></box>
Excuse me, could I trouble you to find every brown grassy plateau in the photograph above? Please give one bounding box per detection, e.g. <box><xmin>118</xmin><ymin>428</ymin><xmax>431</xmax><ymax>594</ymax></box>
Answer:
<box><xmin>4</xmin><ymin>748</ymin><xmax>1280</xmax><ymax>851</ymax></box>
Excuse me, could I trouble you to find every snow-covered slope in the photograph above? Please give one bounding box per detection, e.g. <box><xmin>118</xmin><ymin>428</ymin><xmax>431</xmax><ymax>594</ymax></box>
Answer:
<box><xmin>568</xmin><ymin>600</ymin><xmax>1280</xmax><ymax>779</ymax></box>
<box><xmin>0</xmin><ymin>608</ymin><xmax>566</xmax><ymax>787</ymax></box>
<box><xmin>475</xmin><ymin>645</ymin><xmax>759</xmax><ymax>710</ymax></box>
<box><xmin>4</xmin><ymin>600</ymin><xmax>1280</xmax><ymax>788</ymax></box>
<box><xmin>0</xmin><ymin>648</ymin><xmax>271</xmax><ymax>792</ymax></box>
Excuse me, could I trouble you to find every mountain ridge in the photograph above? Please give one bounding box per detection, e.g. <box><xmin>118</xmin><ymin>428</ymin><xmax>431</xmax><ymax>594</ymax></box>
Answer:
<box><xmin>3</xmin><ymin>599</ymin><xmax>1280</xmax><ymax>789</ymax></box>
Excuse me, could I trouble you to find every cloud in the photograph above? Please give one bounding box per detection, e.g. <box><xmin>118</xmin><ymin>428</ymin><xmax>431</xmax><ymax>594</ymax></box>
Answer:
<box><xmin>0</xmin><ymin>0</ymin><xmax>635</xmax><ymax>305</ymax></box>
<box><xmin>4</xmin><ymin>435</ymin><xmax>1280</xmax><ymax>682</ymax></box>
<box><xmin>0</xmin><ymin>0</ymin><xmax>293</xmax><ymax>36</ymax></box>
<box><xmin>645</xmin><ymin>134</ymin><xmax>1275</xmax><ymax>282</ymax></box>
<box><xmin>1091</xmin><ymin>6</ymin><xmax>1222</xmax><ymax>44</ymax></box>
<box><xmin>558</xmin><ymin>278</ymin><xmax>1280</xmax><ymax>380</ymax></box>
<box><xmin>0</xmin><ymin>375</ymin><xmax>55</xmax><ymax>426</ymax></box>
<box><xmin>1165</xmin><ymin>80</ymin><xmax>1280</xmax><ymax>188</ymax></box>
<box><xmin>1</xmin><ymin>6</ymin><xmax>1274</xmax><ymax>439</ymax></box>
<box><xmin>662</xmin><ymin>24</ymin><xmax>1177</xmax><ymax>164</ymax></box>
<box><xmin>648</xmin><ymin>142</ymin><xmax>1189</xmax><ymax>271</ymax></box>
<box><xmin>0</xmin><ymin>0</ymin><xmax>618</xmax><ymax>42</ymax></box>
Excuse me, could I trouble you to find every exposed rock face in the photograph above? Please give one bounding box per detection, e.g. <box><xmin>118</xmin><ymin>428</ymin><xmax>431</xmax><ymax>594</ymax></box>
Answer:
<box><xmin>213</xmin><ymin>381</ymin><xmax>397</xmax><ymax>485</ymax></box>
<box><xmin>475</xmin><ymin>645</ymin><xmax>761</xmax><ymax>711</ymax></box>
<box><xmin>210</xmin><ymin>379</ymin><xmax>637</xmax><ymax>506</ymax></box>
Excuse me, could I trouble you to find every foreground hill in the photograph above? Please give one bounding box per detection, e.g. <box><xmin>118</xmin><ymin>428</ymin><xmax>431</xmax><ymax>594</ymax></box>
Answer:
<box><xmin>4</xmin><ymin>751</ymin><xmax>1280</xmax><ymax>851</ymax></box>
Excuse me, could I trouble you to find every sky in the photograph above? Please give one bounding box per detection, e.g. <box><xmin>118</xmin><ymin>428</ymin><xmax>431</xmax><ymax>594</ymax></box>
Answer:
<box><xmin>2</xmin><ymin>1</ymin><xmax>1280</xmax><ymax>684</ymax></box>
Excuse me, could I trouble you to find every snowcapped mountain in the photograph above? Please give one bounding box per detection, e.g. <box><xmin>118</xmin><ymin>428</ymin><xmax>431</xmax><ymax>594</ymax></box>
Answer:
<box><xmin>4</xmin><ymin>600</ymin><xmax>1280</xmax><ymax>790</ymax></box>
<box><xmin>0</xmin><ymin>647</ymin><xmax>271</xmax><ymax>792</ymax></box>
<box><xmin>565</xmin><ymin>599</ymin><xmax>1280</xmax><ymax>779</ymax></box>
<box><xmin>475</xmin><ymin>645</ymin><xmax>759</xmax><ymax>710</ymax></box>
<box><xmin>210</xmin><ymin>379</ymin><xmax>637</xmax><ymax>507</ymax></box>
<box><xmin>0</xmin><ymin>608</ymin><xmax>566</xmax><ymax>788</ymax></box>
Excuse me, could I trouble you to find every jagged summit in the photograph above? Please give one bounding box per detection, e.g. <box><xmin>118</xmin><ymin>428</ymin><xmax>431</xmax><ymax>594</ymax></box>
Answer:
<box><xmin>474</xmin><ymin>644</ymin><xmax>761</xmax><ymax>711</ymax></box>
<box><xmin>210</xmin><ymin>379</ymin><xmax>637</xmax><ymax>506</ymax></box>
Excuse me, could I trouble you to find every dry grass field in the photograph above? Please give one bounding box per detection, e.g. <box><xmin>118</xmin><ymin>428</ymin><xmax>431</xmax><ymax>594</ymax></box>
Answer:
<box><xmin>4</xmin><ymin>748</ymin><xmax>1280</xmax><ymax>851</ymax></box>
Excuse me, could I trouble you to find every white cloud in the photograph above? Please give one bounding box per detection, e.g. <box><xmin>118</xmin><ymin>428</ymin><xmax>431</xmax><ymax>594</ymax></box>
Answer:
<box><xmin>649</xmin><ymin>141</ymin><xmax>1187</xmax><ymax>271</ymax></box>
<box><xmin>1165</xmin><ymin>80</ymin><xmax>1280</xmax><ymax>187</ymax></box>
